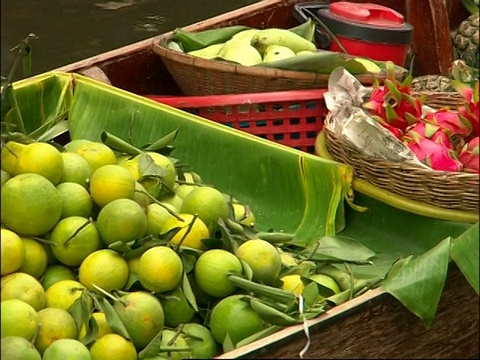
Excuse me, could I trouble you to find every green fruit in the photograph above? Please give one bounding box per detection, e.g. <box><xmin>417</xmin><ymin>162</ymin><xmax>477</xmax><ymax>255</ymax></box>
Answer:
<box><xmin>42</xmin><ymin>339</ymin><xmax>91</xmax><ymax>360</ymax></box>
<box><xmin>1</xmin><ymin>336</ymin><xmax>42</xmax><ymax>360</ymax></box>
<box><xmin>1</xmin><ymin>299</ymin><xmax>39</xmax><ymax>341</ymax></box>
<box><xmin>209</xmin><ymin>294</ymin><xmax>265</xmax><ymax>346</ymax></box>
<box><xmin>113</xmin><ymin>291</ymin><xmax>164</xmax><ymax>350</ymax></box>
<box><xmin>182</xmin><ymin>323</ymin><xmax>218</xmax><ymax>359</ymax></box>
<box><xmin>159</xmin><ymin>286</ymin><xmax>196</xmax><ymax>327</ymax></box>
<box><xmin>219</xmin><ymin>45</ymin><xmax>263</xmax><ymax>66</ymax></box>
<box><xmin>251</xmin><ymin>28</ymin><xmax>316</xmax><ymax>55</ymax></box>
<box><xmin>217</xmin><ymin>28</ymin><xmax>260</xmax><ymax>57</ymax></box>
<box><xmin>157</xmin><ymin>330</ymin><xmax>191</xmax><ymax>360</ymax></box>
<box><xmin>263</xmin><ymin>45</ymin><xmax>296</xmax><ymax>63</ymax></box>
<box><xmin>354</xmin><ymin>58</ymin><xmax>382</xmax><ymax>73</ymax></box>
<box><xmin>188</xmin><ymin>43</ymin><xmax>225</xmax><ymax>59</ymax></box>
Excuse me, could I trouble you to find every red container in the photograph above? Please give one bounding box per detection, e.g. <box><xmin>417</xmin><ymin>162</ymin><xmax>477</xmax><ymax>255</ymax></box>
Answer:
<box><xmin>145</xmin><ymin>90</ymin><xmax>327</xmax><ymax>154</ymax></box>
<box><xmin>314</xmin><ymin>2</ymin><xmax>413</xmax><ymax>66</ymax></box>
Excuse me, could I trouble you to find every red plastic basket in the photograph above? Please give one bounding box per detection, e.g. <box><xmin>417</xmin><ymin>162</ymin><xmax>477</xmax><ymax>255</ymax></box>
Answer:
<box><xmin>146</xmin><ymin>89</ymin><xmax>327</xmax><ymax>153</ymax></box>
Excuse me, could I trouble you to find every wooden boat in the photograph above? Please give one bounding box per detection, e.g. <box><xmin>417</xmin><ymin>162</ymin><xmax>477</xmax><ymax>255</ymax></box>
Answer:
<box><xmin>51</xmin><ymin>0</ymin><xmax>478</xmax><ymax>358</ymax></box>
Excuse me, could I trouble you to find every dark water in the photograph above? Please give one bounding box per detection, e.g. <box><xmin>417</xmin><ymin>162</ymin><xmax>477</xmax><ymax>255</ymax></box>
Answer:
<box><xmin>1</xmin><ymin>0</ymin><xmax>258</xmax><ymax>81</ymax></box>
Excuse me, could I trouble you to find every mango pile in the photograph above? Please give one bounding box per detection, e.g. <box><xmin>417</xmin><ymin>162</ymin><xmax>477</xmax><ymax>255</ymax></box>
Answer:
<box><xmin>1</xmin><ymin>135</ymin><xmax>366</xmax><ymax>360</ymax></box>
<box><xmin>167</xmin><ymin>20</ymin><xmax>385</xmax><ymax>75</ymax></box>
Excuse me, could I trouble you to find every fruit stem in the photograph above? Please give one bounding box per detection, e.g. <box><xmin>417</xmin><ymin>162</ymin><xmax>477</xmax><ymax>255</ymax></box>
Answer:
<box><xmin>175</xmin><ymin>180</ymin><xmax>198</xmax><ymax>186</ymax></box>
<box><xmin>63</xmin><ymin>219</ymin><xmax>91</xmax><ymax>246</ymax></box>
<box><xmin>33</xmin><ymin>237</ymin><xmax>57</xmax><ymax>245</ymax></box>
<box><xmin>136</xmin><ymin>189</ymin><xmax>184</xmax><ymax>221</ymax></box>
<box><xmin>158</xmin><ymin>346</ymin><xmax>192</xmax><ymax>352</ymax></box>
<box><xmin>168</xmin><ymin>325</ymin><xmax>185</xmax><ymax>346</ymax></box>
<box><xmin>173</xmin><ymin>214</ymin><xmax>198</xmax><ymax>253</ymax></box>
<box><xmin>92</xmin><ymin>284</ymin><xmax>123</xmax><ymax>303</ymax></box>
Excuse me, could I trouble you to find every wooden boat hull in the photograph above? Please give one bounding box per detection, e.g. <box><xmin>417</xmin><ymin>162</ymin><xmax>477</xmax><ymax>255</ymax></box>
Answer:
<box><xmin>218</xmin><ymin>263</ymin><xmax>478</xmax><ymax>359</ymax></box>
<box><xmin>52</xmin><ymin>0</ymin><xmax>478</xmax><ymax>358</ymax></box>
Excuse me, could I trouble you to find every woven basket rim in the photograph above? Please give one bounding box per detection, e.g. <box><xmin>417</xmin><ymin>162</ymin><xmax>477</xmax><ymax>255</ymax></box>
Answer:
<box><xmin>323</xmin><ymin>114</ymin><xmax>478</xmax><ymax>179</ymax></box>
<box><xmin>411</xmin><ymin>90</ymin><xmax>464</xmax><ymax>97</ymax></box>
<box><xmin>152</xmin><ymin>35</ymin><xmax>403</xmax><ymax>84</ymax></box>
<box><xmin>323</xmin><ymin>128</ymin><xmax>480</xmax><ymax>180</ymax></box>
<box><xmin>323</xmin><ymin>122</ymin><xmax>479</xmax><ymax>212</ymax></box>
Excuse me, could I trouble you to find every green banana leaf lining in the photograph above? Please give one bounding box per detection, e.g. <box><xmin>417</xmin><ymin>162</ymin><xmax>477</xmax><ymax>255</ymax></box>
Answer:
<box><xmin>10</xmin><ymin>72</ymin><xmax>478</xmax><ymax>327</ymax></box>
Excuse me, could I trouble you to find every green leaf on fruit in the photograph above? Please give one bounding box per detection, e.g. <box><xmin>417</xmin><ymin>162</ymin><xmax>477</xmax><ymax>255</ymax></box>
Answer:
<box><xmin>302</xmin><ymin>281</ymin><xmax>320</xmax><ymax>308</ymax></box>
<box><xmin>300</xmin><ymin>235</ymin><xmax>375</xmax><ymax>263</ymax></box>
<box><xmin>182</xmin><ymin>272</ymin><xmax>199</xmax><ymax>312</ymax></box>
<box><xmin>97</xmin><ymin>296</ymin><xmax>131</xmax><ymax>340</ymax></box>
<box><xmin>223</xmin><ymin>333</ymin><xmax>235</xmax><ymax>353</ymax></box>
<box><xmin>79</xmin><ymin>314</ymin><xmax>99</xmax><ymax>346</ymax></box>
<box><xmin>143</xmin><ymin>128</ymin><xmax>178</xmax><ymax>153</ymax></box>
<box><xmin>138</xmin><ymin>328</ymin><xmax>164</xmax><ymax>359</ymax></box>
<box><xmin>67</xmin><ymin>289</ymin><xmax>92</xmax><ymax>334</ymax></box>
<box><xmin>240</xmin><ymin>259</ymin><xmax>254</xmax><ymax>281</ymax></box>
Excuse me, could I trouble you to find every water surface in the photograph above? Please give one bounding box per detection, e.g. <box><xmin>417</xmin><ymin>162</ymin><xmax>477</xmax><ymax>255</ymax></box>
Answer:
<box><xmin>1</xmin><ymin>0</ymin><xmax>258</xmax><ymax>81</ymax></box>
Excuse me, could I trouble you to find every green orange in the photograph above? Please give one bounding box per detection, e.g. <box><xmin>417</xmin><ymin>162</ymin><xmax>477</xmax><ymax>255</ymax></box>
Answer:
<box><xmin>15</xmin><ymin>142</ymin><xmax>64</xmax><ymax>184</ymax></box>
<box><xmin>113</xmin><ymin>291</ymin><xmax>164</xmax><ymax>350</ymax></box>
<box><xmin>96</xmin><ymin>198</ymin><xmax>147</xmax><ymax>245</ymax></box>
<box><xmin>137</xmin><ymin>246</ymin><xmax>183</xmax><ymax>293</ymax></box>
<box><xmin>1</xmin><ymin>173</ymin><xmax>63</xmax><ymax>236</ymax></box>
<box><xmin>1</xmin><ymin>299</ymin><xmax>40</xmax><ymax>341</ymax></box>
<box><xmin>89</xmin><ymin>164</ymin><xmax>136</xmax><ymax>208</ymax></box>
<box><xmin>49</xmin><ymin>216</ymin><xmax>100</xmax><ymax>267</ymax></box>
<box><xmin>1</xmin><ymin>228</ymin><xmax>25</xmax><ymax>276</ymax></box>
<box><xmin>209</xmin><ymin>294</ymin><xmax>265</xmax><ymax>346</ymax></box>
<box><xmin>181</xmin><ymin>186</ymin><xmax>229</xmax><ymax>233</ymax></box>
<box><xmin>194</xmin><ymin>249</ymin><xmax>243</xmax><ymax>298</ymax></box>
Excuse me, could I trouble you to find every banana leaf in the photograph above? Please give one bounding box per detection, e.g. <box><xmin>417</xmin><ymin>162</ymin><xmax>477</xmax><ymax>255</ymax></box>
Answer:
<box><xmin>62</xmin><ymin>73</ymin><xmax>349</xmax><ymax>240</ymax></box>
<box><xmin>258</xmin><ymin>51</ymin><xmax>369</xmax><ymax>74</ymax></box>
<box><xmin>450</xmin><ymin>223</ymin><xmax>479</xmax><ymax>294</ymax></box>
<box><xmin>316</xmin><ymin>130</ymin><xmax>479</xmax><ymax>323</ymax></box>
<box><xmin>257</xmin><ymin>51</ymin><xmax>408</xmax><ymax>76</ymax></box>
<box><xmin>10</xmin><ymin>72</ymin><xmax>478</xmax><ymax>327</ymax></box>
<box><xmin>5</xmin><ymin>73</ymin><xmax>73</xmax><ymax>140</ymax></box>
<box><xmin>172</xmin><ymin>26</ymin><xmax>251</xmax><ymax>52</ymax></box>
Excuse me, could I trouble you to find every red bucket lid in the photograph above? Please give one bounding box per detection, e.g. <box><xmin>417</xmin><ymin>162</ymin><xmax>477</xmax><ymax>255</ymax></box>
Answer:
<box><xmin>330</xmin><ymin>1</ymin><xmax>405</xmax><ymax>28</ymax></box>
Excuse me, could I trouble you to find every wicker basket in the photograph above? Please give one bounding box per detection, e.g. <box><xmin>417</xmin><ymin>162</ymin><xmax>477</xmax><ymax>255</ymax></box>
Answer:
<box><xmin>152</xmin><ymin>37</ymin><xmax>402</xmax><ymax>96</ymax></box>
<box><xmin>411</xmin><ymin>91</ymin><xmax>466</xmax><ymax>110</ymax></box>
<box><xmin>323</xmin><ymin>118</ymin><xmax>479</xmax><ymax>213</ymax></box>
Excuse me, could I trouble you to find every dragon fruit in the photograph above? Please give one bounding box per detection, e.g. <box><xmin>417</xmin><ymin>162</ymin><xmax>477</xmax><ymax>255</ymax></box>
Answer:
<box><xmin>405</xmin><ymin>136</ymin><xmax>463</xmax><ymax>172</ymax></box>
<box><xmin>363</xmin><ymin>63</ymin><xmax>422</xmax><ymax>137</ymax></box>
<box><xmin>422</xmin><ymin>109</ymin><xmax>473</xmax><ymax>152</ymax></box>
<box><xmin>454</xmin><ymin>80</ymin><xmax>479</xmax><ymax>138</ymax></box>
<box><xmin>458</xmin><ymin>136</ymin><xmax>479</xmax><ymax>173</ymax></box>
<box><xmin>403</xmin><ymin>121</ymin><xmax>453</xmax><ymax>149</ymax></box>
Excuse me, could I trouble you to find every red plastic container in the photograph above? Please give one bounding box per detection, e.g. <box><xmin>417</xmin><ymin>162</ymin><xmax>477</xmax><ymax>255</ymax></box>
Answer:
<box><xmin>297</xmin><ymin>2</ymin><xmax>413</xmax><ymax>66</ymax></box>
<box><xmin>145</xmin><ymin>89</ymin><xmax>327</xmax><ymax>154</ymax></box>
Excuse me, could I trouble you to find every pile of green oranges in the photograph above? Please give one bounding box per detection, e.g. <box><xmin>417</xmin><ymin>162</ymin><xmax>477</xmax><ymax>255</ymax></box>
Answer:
<box><xmin>1</xmin><ymin>138</ymin><xmax>340</xmax><ymax>360</ymax></box>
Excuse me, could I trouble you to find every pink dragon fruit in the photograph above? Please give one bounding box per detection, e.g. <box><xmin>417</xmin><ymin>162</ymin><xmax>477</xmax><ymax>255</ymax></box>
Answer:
<box><xmin>458</xmin><ymin>136</ymin><xmax>479</xmax><ymax>173</ymax></box>
<box><xmin>403</xmin><ymin>133</ymin><xmax>463</xmax><ymax>172</ymax></box>
<box><xmin>363</xmin><ymin>63</ymin><xmax>423</xmax><ymax>137</ymax></box>
<box><xmin>454</xmin><ymin>81</ymin><xmax>479</xmax><ymax>139</ymax></box>
<box><xmin>422</xmin><ymin>109</ymin><xmax>473</xmax><ymax>152</ymax></box>
<box><xmin>403</xmin><ymin>121</ymin><xmax>453</xmax><ymax>149</ymax></box>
